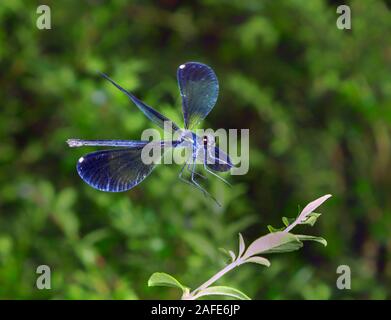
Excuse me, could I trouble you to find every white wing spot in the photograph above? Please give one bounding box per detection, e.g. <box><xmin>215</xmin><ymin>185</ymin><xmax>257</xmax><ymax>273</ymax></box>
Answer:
<box><xmin>78</xmin><ymin>157</ymin><xmax>84</xmax><ymax>163</ymax></box>
<box><xmin>179</xmin><ymin>64</ymin><xmax>186</xmax><ymax>69</ymax></box>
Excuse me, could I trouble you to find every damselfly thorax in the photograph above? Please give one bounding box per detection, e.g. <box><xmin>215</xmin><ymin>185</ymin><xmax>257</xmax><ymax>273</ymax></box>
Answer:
<box><xmin>176</xmin><ymin>130</ymin><xmax>216</xmax><ymax>165</ymax></box>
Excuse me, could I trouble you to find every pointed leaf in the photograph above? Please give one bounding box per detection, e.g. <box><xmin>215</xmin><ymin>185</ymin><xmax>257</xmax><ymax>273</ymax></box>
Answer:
<box><xmin>285</xmin><ymin>194</ymin><xmax>331</xmax><ymax>232</ymax></box>
<box><xmin>296</xmin><ymin>235</ymin><xmax>327</xmax><ymax>246</ymax></box>
<box><xmin>297</xmin><ymin>194</ymin><xmax>331</xmax><ymax>224</ymax></box>
<box><xmin>300</xmin><ymin>213</ymin><xmax>321</xmax><ymax>226</ymax></box>
<box><xmin>238</xmin><ymin>233</ymin><xmax>245</xmax><ymax>258</ymax></box>
<box><xmin>148</xmin><ymin>272</ymin><xmax>187</xmax><ymax>292</ymax></box>
<box><xmin>267</xmin><ymin>225</ymin><xmax>285</xmax><ymax>233</ymax></box>
<box><xmin>242</xmin><ymin>232</ymin><xmax>303</xmax><ymax>259</ymax></box>
<box><xmin>219</xmin><ymin>247</ymin><xmax>230</xmax><ymax>256</ymax></box>
<box><xmin>194</xmin><ymin>286</ymin><xmax>251</xmax><ymax>300</ymax></box>
<box><xmin>243</xmin><ymin>256</ymin><xmax>271</xmax><ymax>267</ymax></box>
<box><xmin>282</xmin><ymin>217</ymin><xmax>295</xmax><ymax>227</ymax></box>
<box><xmin>228</xmin><ymin>250</ymin><xmax>236</xmax><ymax>262</ymax></box>
<box><xmin>282</xmin><ymin>217</ymin><xmax>290</xmax><ymax>227</ymax></box>
<box><xmin>219</xmin><ymin>247</ymin><xmax>232</xmax><ymax>260</ymax></box>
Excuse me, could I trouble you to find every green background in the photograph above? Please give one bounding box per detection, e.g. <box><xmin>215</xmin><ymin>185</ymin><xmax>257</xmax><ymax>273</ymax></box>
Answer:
<box><xmin>0</xmin><ymin>0</ymin><xmax>390</xmax><ymax>299</ymax></box>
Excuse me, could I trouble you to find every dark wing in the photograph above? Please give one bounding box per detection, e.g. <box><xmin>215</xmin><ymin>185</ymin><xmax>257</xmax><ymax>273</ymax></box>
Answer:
<box><xmin>101</xmin><ymin>73</ymin><xmax>180</xmax><ymax>132</ymax></box>
<box><xmin>177</xmin><ymin>62</ymin><xmax>219</xmax><ymax>129</ymax></box>
<box><xmin>76</xmin><ymin>141</ymin><xmax>179</xmax><ymax>192</ymax></box>
<box><xmin>205</xmin><ymin>146</ymin><xmax>233</xmax><ymax>172</ymax></box>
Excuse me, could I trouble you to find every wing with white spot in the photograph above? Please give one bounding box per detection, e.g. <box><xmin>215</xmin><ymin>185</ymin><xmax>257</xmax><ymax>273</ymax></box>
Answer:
<box><xmin>177</xmin><ymin>62</ymin><xmax>219</xmax><ymax>129</ymax></box>
<box><xmin>76</xmin><ymin>141</ymin><xmax>179</xmax><ymax>192</ymax></box>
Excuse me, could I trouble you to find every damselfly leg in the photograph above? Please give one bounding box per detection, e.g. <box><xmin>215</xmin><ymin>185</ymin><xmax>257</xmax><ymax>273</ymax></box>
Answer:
<box><xmin>203</xmin><ymin>149</ymin><xmax>231</xmax><ymax>187</ymax></box>
<box><xmin>178</xmin><ymin>152</ymin><xmax>221</xmax><ymax>206</ymax></box>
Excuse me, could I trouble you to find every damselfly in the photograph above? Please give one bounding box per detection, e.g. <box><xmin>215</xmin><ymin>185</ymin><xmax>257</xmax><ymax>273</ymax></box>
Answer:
<box><xmin>67</xmin><ymin>62</ymin><xmax>233</xmax><ymax>205</ymax></box>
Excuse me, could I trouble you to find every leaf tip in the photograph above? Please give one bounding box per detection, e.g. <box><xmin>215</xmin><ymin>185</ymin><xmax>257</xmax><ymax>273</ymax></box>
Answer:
<box><xmin>238</xmin><ymin>233</ymin><xmax>245</xmax><ymax>258</ymax></box>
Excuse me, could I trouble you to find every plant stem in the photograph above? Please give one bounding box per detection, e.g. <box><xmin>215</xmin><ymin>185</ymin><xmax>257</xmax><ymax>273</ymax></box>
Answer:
<box><xmin>283</xmin><ymin>223</ymin><xmax>295</xmax><ymax>233</ymax></box>
<box><xmin>186</xmin><ymin>259</ymin><xmax>241</xmax><ymax>299</ymax></box>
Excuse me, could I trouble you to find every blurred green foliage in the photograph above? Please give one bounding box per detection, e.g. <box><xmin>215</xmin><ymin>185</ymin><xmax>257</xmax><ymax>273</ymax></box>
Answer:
<box><xmin>0</xmin><ymin>0</ymin><xmax>390</xmax><ymax>299</ymax></box>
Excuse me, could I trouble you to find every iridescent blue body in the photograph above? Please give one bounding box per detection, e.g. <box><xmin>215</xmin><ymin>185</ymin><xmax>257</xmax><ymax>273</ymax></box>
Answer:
<box><xmin>67</xmin><ymin>62</ymin><xmax>233</xmax><ymax>204</ymax></box>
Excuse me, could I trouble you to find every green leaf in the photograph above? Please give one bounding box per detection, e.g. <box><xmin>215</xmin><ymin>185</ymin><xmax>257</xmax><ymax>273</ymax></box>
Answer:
<box><xmin>219</xmin><ymin>247</ymin><xmax>230</xmax><ymax>257</ymax></box>
<box><xmin>296</xmin><ymin>235</ymin><xmax>327</xmax><ymax>246</ymax></box>
<box><xmin>267</xmin><ymin>225</ymin><xmax>285</xmax><ymax>233</ymax></box>
<box><xmin>300</xmin><ymin>213</ymin><xmax>321</xmax><ymax>226</ymax></box>
<box><xmin>261</xmin><ymin>233</ymin><xmax>303</xmax><ymax>254</ymax></box>
<box><xmin>194</xmin><ymin>286</ymin><xmax>251</xmax><ymax>300</ymax></box>
<box><xmin>228</xmin><ymin>250</ymin><xmax>236</xmax><ymax>262</ymax></box>
<box><xmin>243</xmin><ymin>232</ymin><xmax>303</xmax><ymax>259</ymax></box>
<box><xmin>148</xmin><ymin>272</ymin><xmax>188</xmax><ymax>292</ymax></box>
<box><xmin>243</xmin><ymin>256</ymin><xmax>271</xmax><ymax>267</ymax></box>
<box><xmin>282</xmin><ymin>217</ymin><xmax>296</xmax><ymax>227</ymax></box>
<box><xmin>219</xmin><ymin>247</ymin><xmax>234</xmax><ymax>262</ymax></box>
